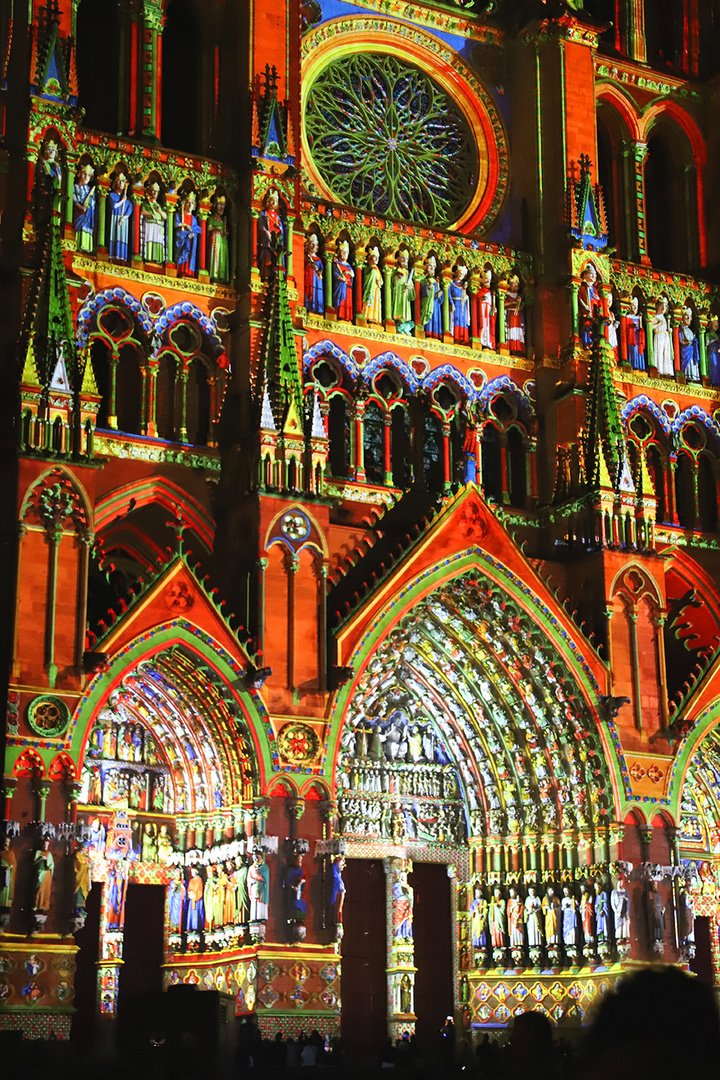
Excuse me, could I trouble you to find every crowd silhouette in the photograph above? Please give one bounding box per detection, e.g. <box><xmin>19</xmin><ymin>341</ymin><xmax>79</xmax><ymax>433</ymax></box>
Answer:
<box><xmin>1</xmin><ymin>967</ymin><xmax>718</xmax><ymax>1079</ymax></box>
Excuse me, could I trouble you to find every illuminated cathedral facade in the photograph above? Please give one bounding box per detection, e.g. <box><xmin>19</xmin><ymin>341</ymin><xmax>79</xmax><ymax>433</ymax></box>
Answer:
<box><xmin>2</xmin><ymin>0</ymin><xmax>720</xmax><ymax>1050</ymax></box>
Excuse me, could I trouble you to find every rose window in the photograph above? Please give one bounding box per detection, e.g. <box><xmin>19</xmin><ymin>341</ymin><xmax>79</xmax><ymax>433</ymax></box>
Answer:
<box><xmin>304</xmin><ymin>53</ymin><xmax>480</xmax><ymax>229</ymax></box>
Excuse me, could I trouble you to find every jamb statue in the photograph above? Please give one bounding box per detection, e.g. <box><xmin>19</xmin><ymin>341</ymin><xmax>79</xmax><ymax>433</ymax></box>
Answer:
<box><xmin>475</xmin><ymin>267</ymin><xmax>496</xmax><ymax>350</ymax></box>
<box><xmin>648</xmin><ymin>880</ymin><xmax>665</xmax><ymax>953</ymax></box>
<box><xmin>625</xmin><ymin>295</ymin><xmax>646</xmax><ymax>370</ymax></box>
<box><xmin>611</xmin><ymin>877</ymin><xmax>630</xmax><ymax>942</ymax></box>
<box><xmin>174</xmin><ymin>190</ymin><xmax>202</xmax><ymax>277</ymax></box>
<box><xmin>578</xmin><ymin>262</ymin><xmax>601</xmax><ymax>347</ymax></box>
<box><xmin>651</xmin><ymin>297</ymin><xmax>674</xmax><ymax>376</ymax></box>
<box><xmin>248</xmin><ymin>851</ymin><xmax>270</xmax><ymax>923</ymax></box>
<box><xmin>33</xmin><ymin>837</ymin><xmax>54</xmax><ymax>914</ymax></box>
<box><xmin>505</xmin><ymin>273</ymin><xmax>525</xmax><ymax>354</ymax></box>
<box><xmin>561</xmin><ymin>885</ymin><xmax>577</xmax><ymax>951</ymax></box>
<box><xmin>524</xmin><ymin>885</ymin><xmax>543</xmax><ymax>953</ymax></box>
<box><xmin>542</xmin><ymin>886</ymin><xmax>561</xmax><ymax>946</ymax></box>
<box><xmin>0</xmin><ymin>836</ymin><xmax>17</xmax><ymax>913</ymax></box>
<box><xmin>332</xmin><ymin>240</ymin><xmax>354</xmax><ymax>321</ymax></box>
<box><xmin>470</xmin><ymin>886</ymin><xmax>488</xmax><ymax>955</ymax></box>
<box><xmin>391</xmin><ymin>249</ymin><xmax>414</xmax><ymax>334</ymax></box>
<box><xmin>707</xmin><ymin>313</ymin><xmax>720</xmax><ymax>385</ymax></box>
<box><xmin>331</xmin><ymin>855</ymin><xmax>346</xmax><ymax>932</ymax></box>
<box><xmin>489</xmin><ymin>886</ymin><xmax>506</xmax><ymax>953</ymax></box>
<box><xmin>449</xmin><ymin>264</ymin><xmax>470</xmax><ymax>345</ymax></box>
<box><xmin>679</xmin><ymin>307</ymin><xmax>700</xmax><ymax>381</ymax></box>
<box><xmin>579</xmin><ymin>882</ymin><xmax>594</xmax><ymax>949</ymax></box>
<box><xmin>419</xmin><ymin>253</ymin><xmax>443</xmax><ymax>338</ymax></box>
<box><xmin>507</xmin><ymin>886</ymin><xmax>525</xmax><ymax>953</ymax></box>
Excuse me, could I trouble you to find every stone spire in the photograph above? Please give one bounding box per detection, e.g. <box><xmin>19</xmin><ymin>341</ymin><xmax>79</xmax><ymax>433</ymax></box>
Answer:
<box><xmin>584</xmin><ymin>325</ymin><xmax>631</xmax><ymax>495</ymax></box>
<box><xmin>21</xmin><ymin>178</ymin><xmax>79</xmax><ymax>393</ymax></box>
<box><xmin>19</xmin><ymin>151</ymin><xmax>99</xmax><ymax>456</ymax></box>
<box><xmin>256</xmin><ymin>254</ymin><xmax>304</xmax><ymax>435</ymax></box>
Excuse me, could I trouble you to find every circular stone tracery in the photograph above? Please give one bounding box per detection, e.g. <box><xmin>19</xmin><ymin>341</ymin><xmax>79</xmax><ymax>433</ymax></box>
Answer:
<box><xmin>305</xmin><ymin>53</ymin><xmax>480</xmax><ymax>229</ymax></box>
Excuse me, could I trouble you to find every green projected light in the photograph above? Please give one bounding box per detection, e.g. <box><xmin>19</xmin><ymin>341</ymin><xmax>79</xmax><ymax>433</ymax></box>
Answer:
<box><xmin>305</xmin><ymin>53</ymin><xmax>479</xmax><ymax>228</ymax></box>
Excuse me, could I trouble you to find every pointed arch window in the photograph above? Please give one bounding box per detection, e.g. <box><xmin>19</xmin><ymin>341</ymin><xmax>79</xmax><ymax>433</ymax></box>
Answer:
<box><xmin>76</xmin><ymin>0</ymin><xmax>121</xmax><ymax>133</ymax></box>
<box><xmin>698</xmin><ymin>453</ymin><xmax>718</xmax><ymax>534</ymax></box>
<box><xmin>161</xmin><ymin>0</ymin><xmax>204</xmax><ymax>154</ymax></box>
<box><xmin>481</xmin><ymin>424</ymin><xmax>502</xmax><ymax>503</ymax></box>
<box><xmin>422</xmin><ymin>412</ymin><xmax>443</xmax><ymax>493</ymax></box>
<box><xmin>506</xmin><ymin>427</ymin><xmax>527</xmax><ymax>509</ymax></box>
<box><xmin>391</xmin><ymin>406</ymin><xmax>412</xmax><ymax>489</ymax></box>
<box><xmin>185</xmin><ymin>358</ymin><xmax>211</xmax><ymax>446</ymax></box>
<box><xmin>115</xmin><ymin>346</ymin><xmax>143</xmax><ymax>435</ymax></box>
<box><xmin>363</xmin><ymin>402</ymin><xmax>385</xmax><ymax>485</ymax></box>
<box><xmin>328</xmin><ymin>395</ymin><xmax>350</xmax><ymax>478</ymax></box>
<box><xmin>675</xmin><ymin>452</ymin><xmax>695</xmax><ymax>529</ymax></box>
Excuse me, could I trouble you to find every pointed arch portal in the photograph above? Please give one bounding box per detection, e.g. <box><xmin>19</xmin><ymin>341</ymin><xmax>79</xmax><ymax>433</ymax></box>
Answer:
<box><xmin>337</xmin><ymin>566</ymin><xmax>612</xmax><ymax>857</ymax></box>
<box><xmin>332</xmin><ymin>556</ymin><xmax>620</xmax><ymax>1039</ymax></box>
<box><xmin>68</xmin><ymin>624</ymin><xmax>271</xmax><ymax>1020</ymax></box>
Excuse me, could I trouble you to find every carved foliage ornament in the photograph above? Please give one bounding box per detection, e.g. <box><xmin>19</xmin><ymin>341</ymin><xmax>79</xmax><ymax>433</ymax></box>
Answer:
<box><xmin>23</xmin><ymin>471</ymin><xmax>89</xmax><ymax>533</ymax></box>
<box><xmin>277</xmin><ymin>722</ymin><xmax>320</xmax><ymax>767</ymax></box>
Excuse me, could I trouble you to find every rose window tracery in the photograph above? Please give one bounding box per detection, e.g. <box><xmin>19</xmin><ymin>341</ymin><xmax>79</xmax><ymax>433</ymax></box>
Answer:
<box><xmin>305</xmin><ymin>53</ymin><xmax>479</xmax><ymax>229</ymax></box>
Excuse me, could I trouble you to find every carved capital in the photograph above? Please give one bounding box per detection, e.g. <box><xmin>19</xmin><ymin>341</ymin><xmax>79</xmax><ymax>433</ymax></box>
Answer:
<box><xmin>286</xmin><ymin>797</ymin><xmax>305</xmax><ymax>822</ymax></box>
<box><xmin>633</xmin><ymin>141</ymin><xmax>648</xmax><ymax>165</ymax></box>
<box><xmin>318</xmin><ymin>799</ymin><xmax>337</xmax><ymax>824</ymax></box>
<box><xmin>142</xmin><ymin>0</ymin><xmax>164</xmax><ymax>31</ymax></box>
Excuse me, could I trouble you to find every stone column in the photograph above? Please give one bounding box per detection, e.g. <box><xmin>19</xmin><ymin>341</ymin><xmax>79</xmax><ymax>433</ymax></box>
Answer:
<box><xmin>141</xmin><ymin>0</ymin><xmax>164</xmax><ymax>142</ymax></box>
<box><xmin>384</xmin><ymin>857</ymin><xmax>417</xmax><ymax>1041</ymax></box>
<box><xmin>631</xmin><ymin>141</ymin><xmax>650</xmax><ymax>265</ymax></box>
<box><xmin>35</xmin><ymin>780</ymin><xmax>52</xmax><ymax>824</ymax></box>
<box><xmin>620</xmin><ymin>0</ymin><xmax>647</xmax><ymax>63</ymax></box>
<box><xmin>353</xmin><ymin>400</ymin><xmax>366</xmax><ymax>482</ymax></box>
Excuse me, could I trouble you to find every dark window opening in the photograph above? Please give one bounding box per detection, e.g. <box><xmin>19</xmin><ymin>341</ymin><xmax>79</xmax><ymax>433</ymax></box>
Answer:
<box><xmin>161</xmin><ymin>0</ymin><xmax>203</xmax><ymax>154</ymax></box>
<box><xmin>481</xmin><ymin>425</ymin><xmax>502</xmax><ymax>503</ymax></box>
<box><xmin>328</xmin><ymin>396</ymin><xmax>350</xmax><ymax>478</ymax></box>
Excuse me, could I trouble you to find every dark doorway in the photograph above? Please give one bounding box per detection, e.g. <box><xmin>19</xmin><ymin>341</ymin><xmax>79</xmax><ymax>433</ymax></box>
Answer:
<box><xmin>690</xmin><ymin>915</ymin><xmax>714</xmax><ymax>986</ymax></box>
<box><xmin>340</xmin><ymin>859</ymin><xmax>387</xmax><ymax>1058</ymax></box>
<box><xmin>71</xmin><ymin>879</ymin><xmax>102</xmax><ymax>1043</ymax></box>
<box><xmin>411</xmin><ymin>862</ymin><xmax>453</xmax><ymax>1053</ymax></box>
<box><xmin>118</xmin><ymin>884</ymin><xmax>165</xmax><ymax>1003</ymax></box>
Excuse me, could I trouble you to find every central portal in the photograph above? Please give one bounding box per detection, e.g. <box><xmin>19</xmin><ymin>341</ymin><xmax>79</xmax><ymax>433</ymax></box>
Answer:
<box><xmin>339</xmin><ymin>858</ymin><xmax>454</xmax><ymax>1059</ymax></box>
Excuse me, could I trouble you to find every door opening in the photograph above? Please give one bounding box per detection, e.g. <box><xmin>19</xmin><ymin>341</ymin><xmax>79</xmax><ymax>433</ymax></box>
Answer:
<box><xmin>411</xmin><ymin>862</ymin><xmax>453</xmax><ymax>1053</ymax></box>
<box><xmin>340</xmin><ymin>858</ymin><xmax>387</xmax><ymax>1058</ymax></box>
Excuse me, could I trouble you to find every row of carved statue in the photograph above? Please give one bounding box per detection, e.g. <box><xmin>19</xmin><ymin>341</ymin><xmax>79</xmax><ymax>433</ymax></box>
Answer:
<box><xmin>1</xmin><ymin>816</ymin><xmax>348</xmax><ymax>949</ymax></box>
<box><xmin>577</xmin><ymin>263</ymin><xmax>720</xmax><ymax>382</ymax></box>
<box><xmin>255</xmin><ymin>190</ymin><xmax>526</xmax><ymax>348</ymax></box>
<box><xmin>168</xmin><ymin>849</ymin><xmax>346</xmax><ymax>951</ymax></box>
<box><xmin>338</xmin><ymin>795</ymin><xmax>465</xmax><ymax>844</ymax></box>
<box><xmin>458</xmin><ymin>874</ymin><xmax>696</xmax><ymax>969</ymax></box>
<box><xmin>0</xmin><ymin>834</ymin><xmax>89</xmax><ymax>935</ymax></box>
<box><xmin>302</xmin><ymin>235</ymin><xmax>526</xmax><ymax>350</ymax></box>
<box><xmin>74</xmin><ymin>169</ymin><xmax>230</xmax><ymax>280</ymax></box>
<box><xmin>36</xmin><ymin>141</ymin><xmax>231</xmax><ymax>281</ymax></box>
